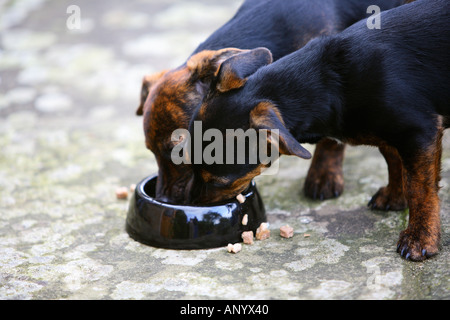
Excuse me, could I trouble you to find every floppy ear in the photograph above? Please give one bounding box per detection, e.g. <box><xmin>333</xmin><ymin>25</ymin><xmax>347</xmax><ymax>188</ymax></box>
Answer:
<box><xmin>187</xmin><ymin>48</ymin><xmax>249</xmax><ymax>77</ymax></box>
<box><xmin>216</xmin><ymin>47</ymin><xmax>273</xmax><ymax>93</ymax></box>
<box><xmin>250</xmin><ymin>102</ymin><xmax>312</xmax><ymax>159</ymax></box>
<box><xmin>186</xmin><ymin>48</ymin><xmax>248</xmax><ymax>94</ymax></box>
<box><xmin>136</xmin><ymin>70</ymin><xmax>167</xmax><ymax>116</ymax></box>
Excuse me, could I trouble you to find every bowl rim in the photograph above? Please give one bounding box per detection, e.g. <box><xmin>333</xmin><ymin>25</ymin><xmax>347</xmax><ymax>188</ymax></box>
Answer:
<box><xmin>137</xmin><ymin>174</ymin><xmax>256</xmax><ymax>209</ymax></box>
<box><xmin>127</xmin><ymin>174</ymin><xmax>266</xmax><ymax>249</ymax></box>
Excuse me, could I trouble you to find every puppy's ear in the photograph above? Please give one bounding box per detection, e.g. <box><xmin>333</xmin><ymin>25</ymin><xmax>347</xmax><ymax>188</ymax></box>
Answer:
<box><xmin>136</xmin><ymin>70</ymin><xmax>167</xmax><ymax>116</ymax></box>
<box><xmin>216</xmin><ymin>48</ymin><xmax>273</xmax><ymax>93</ymax></box>
<box><xmin>250</xmin><ymin>102</ymin><xmax>312</xmax><ymax>159</ymax></box>
<box><xmin>187</xmin><ymin>48</ymin><xmax>247</xmax><ymax>78</ymax></box>
<box><xmin>187</xmin><ymin>48</ymin><xmax>248</xmax><ymax>95</ymax></box>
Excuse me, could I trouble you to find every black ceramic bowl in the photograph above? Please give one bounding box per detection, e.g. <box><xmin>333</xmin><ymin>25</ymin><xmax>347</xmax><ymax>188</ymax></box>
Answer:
<box><xmin>126</xmin><ymin>174</ymin><xmax>266</xmax><ymax>250</ymax></box>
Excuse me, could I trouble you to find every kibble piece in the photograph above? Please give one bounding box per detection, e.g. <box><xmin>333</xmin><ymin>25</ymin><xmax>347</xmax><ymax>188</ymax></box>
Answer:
<box><xmin>227</xmin><ymin>243</ymin><xmax>242</xmax><ymax>253</ymax></box>
<box><xmin>232</xmin><ymin>243</ymin><xmax>242</xmax><ymax>253</ymax></box>
<box><xmin>242</xmin><ymin>214</ymin><xmax>248</xmax><ymax>226</ymax></box>
<box><xmin>280</xmin><ymin>225</ymin><xmax>294</xmax><ymax>238</ymax></box>
<box><xmin>129</xmin><ymin>184</ymin><xmax>136</xmax><ymax>193</ymax></box>
<box><xmin>304</xmin><ymin>233</ymin><xmax>311</xmax><ymax>238</ymax></box>
<box><xmin>241</xmin><ymin>231</ymin><xmax>254</xmax><ymax>245</ymax></box>
<box><xmin>236</xmin><ymin>193</ymin><xmax>246</xmax><ymax>203</ymax></box>
<box><xmin>256</xmin><ymin>222</ymin><xmax>270</xmax><ymax>240</ymax></box>
<box><xmin>115</xmin><ymin>187</ymin><xmax>128</xmax><ymax>200</ymax></box>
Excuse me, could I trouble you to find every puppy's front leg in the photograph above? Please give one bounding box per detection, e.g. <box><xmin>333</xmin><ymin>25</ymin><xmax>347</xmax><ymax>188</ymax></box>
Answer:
<box><xmin>304</xmin><ymin>138</ymin><xmax>345</xmax><ymax>200</ymax></box>
<box><xmin>397</xmin><ymin>139</ymin><xmax>442</xmax><ymax>261</ymax></box>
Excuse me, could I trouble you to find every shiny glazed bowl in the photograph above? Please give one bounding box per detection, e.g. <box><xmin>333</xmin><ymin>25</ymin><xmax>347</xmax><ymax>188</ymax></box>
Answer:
<box><xmin>126</xmin><ymin>174</ymin><xmax>267</xmax><ymax>250</ymax></box>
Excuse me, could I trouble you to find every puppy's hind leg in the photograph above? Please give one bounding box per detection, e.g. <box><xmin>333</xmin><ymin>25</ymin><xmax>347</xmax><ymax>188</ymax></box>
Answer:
<box><xmin>368</xmin><ymin>145</ymin><xmax>408</xmax><ymax>211</ymax></box>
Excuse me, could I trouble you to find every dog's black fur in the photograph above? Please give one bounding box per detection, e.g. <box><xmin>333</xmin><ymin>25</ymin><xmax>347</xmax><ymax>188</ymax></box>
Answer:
<box><xmin>189</xmin><ymin>0</ymin><xmax>449</xmax><ymax>261</ymax></box>
<box><xmin>139</xmin><ymin>0</ymin><xmax>408</xmax><ymax>203</ymax></box>
<box><xmin>194</xmin><ymin>0</ymin><xmax>406</xmax><ymax>60</ymax></box>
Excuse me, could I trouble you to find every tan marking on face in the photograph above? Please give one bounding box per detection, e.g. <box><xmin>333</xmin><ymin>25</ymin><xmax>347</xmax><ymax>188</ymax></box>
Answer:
<box><xmin>198</xmin><ymin>165</ymin><xmax>266</xmax><ymax>204</ymax></box>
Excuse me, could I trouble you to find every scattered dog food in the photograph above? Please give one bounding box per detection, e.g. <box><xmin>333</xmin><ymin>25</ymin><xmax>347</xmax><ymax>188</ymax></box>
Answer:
<box><xmin>129</xmin><ymin>184</ymin><xmax>136</xmax><ymax>193</ymax></box>
<box><xmin>242</xmin><ymin>214</ymin><xmax>248</xmax><ymax>226</ymax></box>
<box><xmin>256</xmin><ymin>222</ymin><xmax>270</xmax><ymax>240</ymax></box>
<box><xmin>227</xmin><ymin>243</ymin><xmax>242</xmax><ymax>254</ymax></box>
<box><xmin>241</xmin><ymin>231</ymin><xmax>254</xmax><ymax>244</ymax></box>
<box><xmin>115</xmin><ymin>187</ymin><xmax>128</xmax><ymax>200</ymax></box>
<box><xmin>280</xmin><ymin>225</ymin><xmax>294</xmax><ymax>238</ymax></box>
<box><xmin>236</xmin><ymin>193</ymin><xmax>246</xmax><ymax>203</ymax></box>
<box><xmin>304</xmin><ymin>233</ymin><xmax>311</xmax><ymax>238</ymax></box>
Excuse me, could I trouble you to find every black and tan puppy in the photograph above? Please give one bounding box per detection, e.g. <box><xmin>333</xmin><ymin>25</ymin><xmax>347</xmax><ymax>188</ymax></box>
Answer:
<box><xmin>138</xmin><ymin>0</ymin><xmax>407</xmax><ymax>203</ymax></box>
<box><xmin>188</xmin><ymin>0</ymin><xmax>449</xmax><ymax>261</ymax></box>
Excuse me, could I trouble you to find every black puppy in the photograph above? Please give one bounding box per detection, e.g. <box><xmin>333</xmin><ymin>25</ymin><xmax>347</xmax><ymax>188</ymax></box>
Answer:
<box><xmin>138</xmin><ymin>0</ymin><xmax>407</xmax><ymax>203</ymax></box>
<box><xmin>188</xmin><ymin>0</ymin><xmax>449</xmax><ymax>261</ymax></box>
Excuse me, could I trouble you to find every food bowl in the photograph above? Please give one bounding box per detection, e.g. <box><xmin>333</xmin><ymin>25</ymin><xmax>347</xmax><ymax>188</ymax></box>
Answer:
<box><xmin>126</xmin><ymin>174</ymin><xmax>267</xmax><ymax>249</ymax></box>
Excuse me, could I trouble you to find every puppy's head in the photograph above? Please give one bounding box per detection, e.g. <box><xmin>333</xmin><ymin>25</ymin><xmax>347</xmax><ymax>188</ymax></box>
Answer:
<box><xmin>187</xmin><ymin>48</ymin><xmax>312</xmax><ymax>204</ymax></box>
<box><xmin>136</xmin><ymin>48</ymin><xmax>249</xmax><ymax>203</ymax></box>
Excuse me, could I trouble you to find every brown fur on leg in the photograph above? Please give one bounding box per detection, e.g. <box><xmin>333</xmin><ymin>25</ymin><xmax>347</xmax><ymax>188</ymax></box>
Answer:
<box><xmin>304</xmin><ymin>138</ymin><xmax>345</xmax><ymax>200</ymax></box>
<box><xmin>397</xmin><ymin>140</ymin><xmax>442</xmax><ymax>261</ymax></box>
<box><xmin>368</xmin><ymin>145</ymin><xmax>408</xmax><ymax>211</ymax></box>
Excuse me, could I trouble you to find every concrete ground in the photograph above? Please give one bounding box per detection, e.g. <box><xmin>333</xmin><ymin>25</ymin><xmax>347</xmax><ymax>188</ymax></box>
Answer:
<box><xmin>0</xmin><ymin>0</ymin><xmax>449</xmax><ymax>300</ymax></box>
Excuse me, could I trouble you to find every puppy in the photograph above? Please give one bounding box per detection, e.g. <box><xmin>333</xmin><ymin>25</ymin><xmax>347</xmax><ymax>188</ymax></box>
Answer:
<box><xmin>137</xmin><ymin>0</ymin><xmax>407</xmax><ymax>203</ymax></box>
<box><xmin>187</xmin><ymin>0</ymin><xmax>449</xmax><ymax>261</ymax></box>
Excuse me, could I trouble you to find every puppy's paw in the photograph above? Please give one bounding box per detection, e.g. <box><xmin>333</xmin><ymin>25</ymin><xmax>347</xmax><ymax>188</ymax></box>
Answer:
<box><xmin>368</xmin><ymin>186</ymin><xmax>407</xmax><ymax>211</ymax></box>
<box><xmin>396</xmin><ymin>228</ymin><xmax>439</xmax><ymax>261</ymax></box>
<box><xmin>304</xmin><ymin>168</ymin><xmax>344</xmax><ymax>201</ymax></box>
